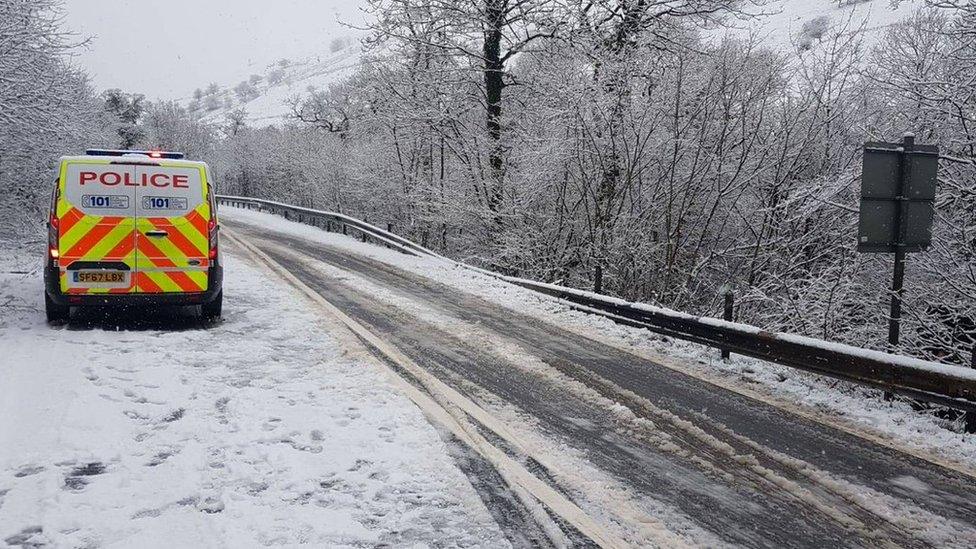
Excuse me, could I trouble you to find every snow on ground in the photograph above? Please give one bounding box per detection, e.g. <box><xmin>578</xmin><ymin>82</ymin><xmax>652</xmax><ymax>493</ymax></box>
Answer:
<box><xmin>221</xmin><ymin>206</ymin><xmax>976</xmax><ymax>471</ymax></box>
<box><xmin>0</xmin><ymin>244</ymin><xmax>510</xmax><ymax>548</ymax></box>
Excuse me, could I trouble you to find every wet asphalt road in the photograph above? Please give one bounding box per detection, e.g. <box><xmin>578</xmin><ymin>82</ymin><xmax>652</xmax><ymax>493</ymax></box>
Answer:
<box><xmin>228</xmin><ymin>217</ymin><xmax>976</xmax><ymax>548</ymax></box>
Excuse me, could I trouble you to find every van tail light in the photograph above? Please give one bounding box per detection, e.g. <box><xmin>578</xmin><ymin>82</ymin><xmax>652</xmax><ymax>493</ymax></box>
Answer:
<box><xmin>48</xmin><ymin>219</ymin><xmax>59</xmax><ymax>260</ymax></box>
<box><xmin>208</xmin><ymin>218</ymin><xmax>218</xmax><ymax>260</ymax></box>
<box><xmin>49</xmin><ymin>187</ymin><xmax>60</xmax><ymax>262</ymax></box>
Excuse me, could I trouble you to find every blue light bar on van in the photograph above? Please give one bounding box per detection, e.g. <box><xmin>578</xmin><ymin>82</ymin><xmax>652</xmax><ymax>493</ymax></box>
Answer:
<box><xmin>85</xmin><ymin>149</ymin><xmax>185</xmax><ymax>160</ymax></box>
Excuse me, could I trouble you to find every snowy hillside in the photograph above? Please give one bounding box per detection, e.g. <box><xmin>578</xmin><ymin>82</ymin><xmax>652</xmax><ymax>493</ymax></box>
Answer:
<box><xmin>718</xmin><ymin>0</ymin><xmax>924</xmax><ymax>48</ymax></box>
<box><xmin>183</xmin><ymin>40</ymin><xmax>361</xmax><ymax>128</ymax></box>
<box><xmin>183</xmin><ymin>2</ymin><xmax>924</xmax><ymax>129</ymax></box>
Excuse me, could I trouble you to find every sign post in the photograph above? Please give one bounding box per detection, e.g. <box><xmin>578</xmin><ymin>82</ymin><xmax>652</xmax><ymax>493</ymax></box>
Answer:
<box><xmin>887</xmin><ymin>134</ymin><xmax>913</xmax><ymax>346</ymax></box>
<box><xmin>858</xmin><ymin>133</ymin><xmax>939</xmax><ymax>347</ymax></box>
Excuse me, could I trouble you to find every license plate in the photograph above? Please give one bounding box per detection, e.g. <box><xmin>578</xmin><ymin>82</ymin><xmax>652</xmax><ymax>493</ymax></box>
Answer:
<box><xmin>71</xmin><ymin>270</ymin><xmax>129</xmax><ymax>286</ymax></box>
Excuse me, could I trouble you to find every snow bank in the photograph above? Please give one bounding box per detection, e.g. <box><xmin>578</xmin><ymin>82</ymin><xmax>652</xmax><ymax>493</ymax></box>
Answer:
<box><xmin>0</xmin><ymin>247</ymin><xmax>508</xmax><ymax>547</ymax></box>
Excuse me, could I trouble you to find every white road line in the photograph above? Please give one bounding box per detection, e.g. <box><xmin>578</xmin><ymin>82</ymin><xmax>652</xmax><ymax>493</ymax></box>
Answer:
<box><xmin>224</xmin><ymin>229</ymin><xmax>668</xmax><ymax>549</ymax></box>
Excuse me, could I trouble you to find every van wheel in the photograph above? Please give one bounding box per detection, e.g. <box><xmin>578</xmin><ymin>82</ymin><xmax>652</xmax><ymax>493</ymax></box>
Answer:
<box><xmin>201</xmin><ymin>291</ymin><xmax>222</xmax><ymax>321</ymax></box>
<box><xmin>45</xmin><ymin>293</ymin><xmax>69</xmax><ymax>323</ymax></box>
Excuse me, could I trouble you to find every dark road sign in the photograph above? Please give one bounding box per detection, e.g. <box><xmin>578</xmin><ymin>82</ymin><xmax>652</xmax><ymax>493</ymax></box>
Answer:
<box><xmin>858</xmin><ymin>139</ymin><xmax>938</xmax><ymax>253</ymax></box>
<box><xmin>858</xmin><ymin>134</ymin><xmax>940</xmax><ymax>347</ymax></box>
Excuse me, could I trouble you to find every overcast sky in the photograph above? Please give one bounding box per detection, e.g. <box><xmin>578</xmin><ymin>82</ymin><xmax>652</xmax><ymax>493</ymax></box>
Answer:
<box><xmin>62</xmin><ymin>0</ymin><xmax>365</xmax><ymax>100</ymax></box>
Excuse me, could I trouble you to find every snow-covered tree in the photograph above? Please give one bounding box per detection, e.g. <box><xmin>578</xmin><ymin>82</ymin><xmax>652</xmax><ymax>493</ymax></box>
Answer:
<box><xmin>102</xmin><ymin>89</ymin><xmax>146</xmax><ymax>148</ymax></box>
<box><xmin>0</xmin><ymin>0</ymin><xmax>114</xmax><ymax>240</ymax></box>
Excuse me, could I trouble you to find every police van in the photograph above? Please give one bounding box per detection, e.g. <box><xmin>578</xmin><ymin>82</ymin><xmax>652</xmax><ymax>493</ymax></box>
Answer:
<box><xmin>44</xmin><ymin>150</ymin><xmax>223</xmax><ymax>322</ymax></box>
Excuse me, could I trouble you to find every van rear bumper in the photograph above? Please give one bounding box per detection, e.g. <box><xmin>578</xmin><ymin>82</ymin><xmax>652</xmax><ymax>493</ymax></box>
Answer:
<box><xmin>44</xmin><ymin>262</ymin><xmax>223</xmax><ymax>307</ymax></box>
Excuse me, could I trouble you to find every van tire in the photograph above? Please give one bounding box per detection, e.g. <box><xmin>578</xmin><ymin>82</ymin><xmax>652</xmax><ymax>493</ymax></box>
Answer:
<box><xmin>202</xmin><ymin>291</ymin><xmax>222</xmax><ymax>321</ymax></box>
<box><xmin>45</xmin><ymin>293</ymin><xmax>69</xmax><ymax>323</ymax></box>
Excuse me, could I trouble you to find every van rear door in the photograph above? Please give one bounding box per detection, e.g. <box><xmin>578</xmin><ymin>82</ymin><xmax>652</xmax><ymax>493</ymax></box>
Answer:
<box><xmin>133</xmin><ymin>163</ymin><xmax>210</xmax><ymax>293</ymax></box>
<box><xmin>58</xmin><ymin>160</ymin><xmax>138</xmax><ymax>294</ymax></box>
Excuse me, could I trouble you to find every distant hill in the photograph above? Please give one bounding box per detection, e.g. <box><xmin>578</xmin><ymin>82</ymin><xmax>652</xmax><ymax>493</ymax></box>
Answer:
<box><xmin>715</xmin><ymin>0</ymin><xmax>924</xmax><ymax>49</ymax></box>
<box><xmin>181</xmin><ymin>38</ymin><xmax>361</xmax><ymax>128</ymax></box>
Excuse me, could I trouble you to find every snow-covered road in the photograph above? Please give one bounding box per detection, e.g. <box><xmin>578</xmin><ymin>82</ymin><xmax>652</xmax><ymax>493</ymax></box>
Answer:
<box><xmin>0</xmin><ymin>248</ymin><xmax>509</xmax><ymax>547</ymax></box>
<box><xmin>219</xmin><ymin>206</ymin><xmax>976</xmax><ymax>548</ymax></box>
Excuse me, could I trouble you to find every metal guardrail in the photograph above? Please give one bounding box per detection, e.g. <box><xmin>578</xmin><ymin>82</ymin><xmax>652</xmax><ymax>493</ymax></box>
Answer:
<box><xmin>218</xmin><ymin>195</ymin><xmax>434</xmax><ymax>257</ymax></box>
<box><xmin>217</xmin><ymin>195</ymin><xmax>976</xmax><ymax>416</ymax></box>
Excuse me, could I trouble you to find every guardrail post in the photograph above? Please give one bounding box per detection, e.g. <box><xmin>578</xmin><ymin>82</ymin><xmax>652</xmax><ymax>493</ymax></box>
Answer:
<box><xmin>722</xmin><ymin>291</ymin><xmax>734</xmax><ymax>360</ymax></box>
<box><xmin>387</xmin><ymin>222</ymin><xmax>393</xmax><ymax>234</ymax></box>
<box><xmin>342</xmin><ymin>224</ymin><xmax>347</xmax><ymax>236</ymax></box>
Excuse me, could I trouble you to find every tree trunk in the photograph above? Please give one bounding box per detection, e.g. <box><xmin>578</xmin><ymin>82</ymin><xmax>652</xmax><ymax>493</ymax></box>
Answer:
<box><xmin>483</xmin><ymin>0</ymin><xmax>506</xmax><ymax>214</ymax></box>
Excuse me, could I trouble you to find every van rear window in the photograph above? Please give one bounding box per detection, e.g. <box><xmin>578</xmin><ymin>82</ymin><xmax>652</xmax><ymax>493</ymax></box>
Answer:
<box><xmin>134</xmin><ymin>165</ymin><xmax>204</xmax><ymax>217</ymax></box>
<box><xmin>62</xmin><ymin>162</ymin><xmax>204</xmax><ymax>217</ymax></box>
<box><xmin>63</xmin><ymin>164</ymin><xmax>136</xmax><ymax>216</ymax></box>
